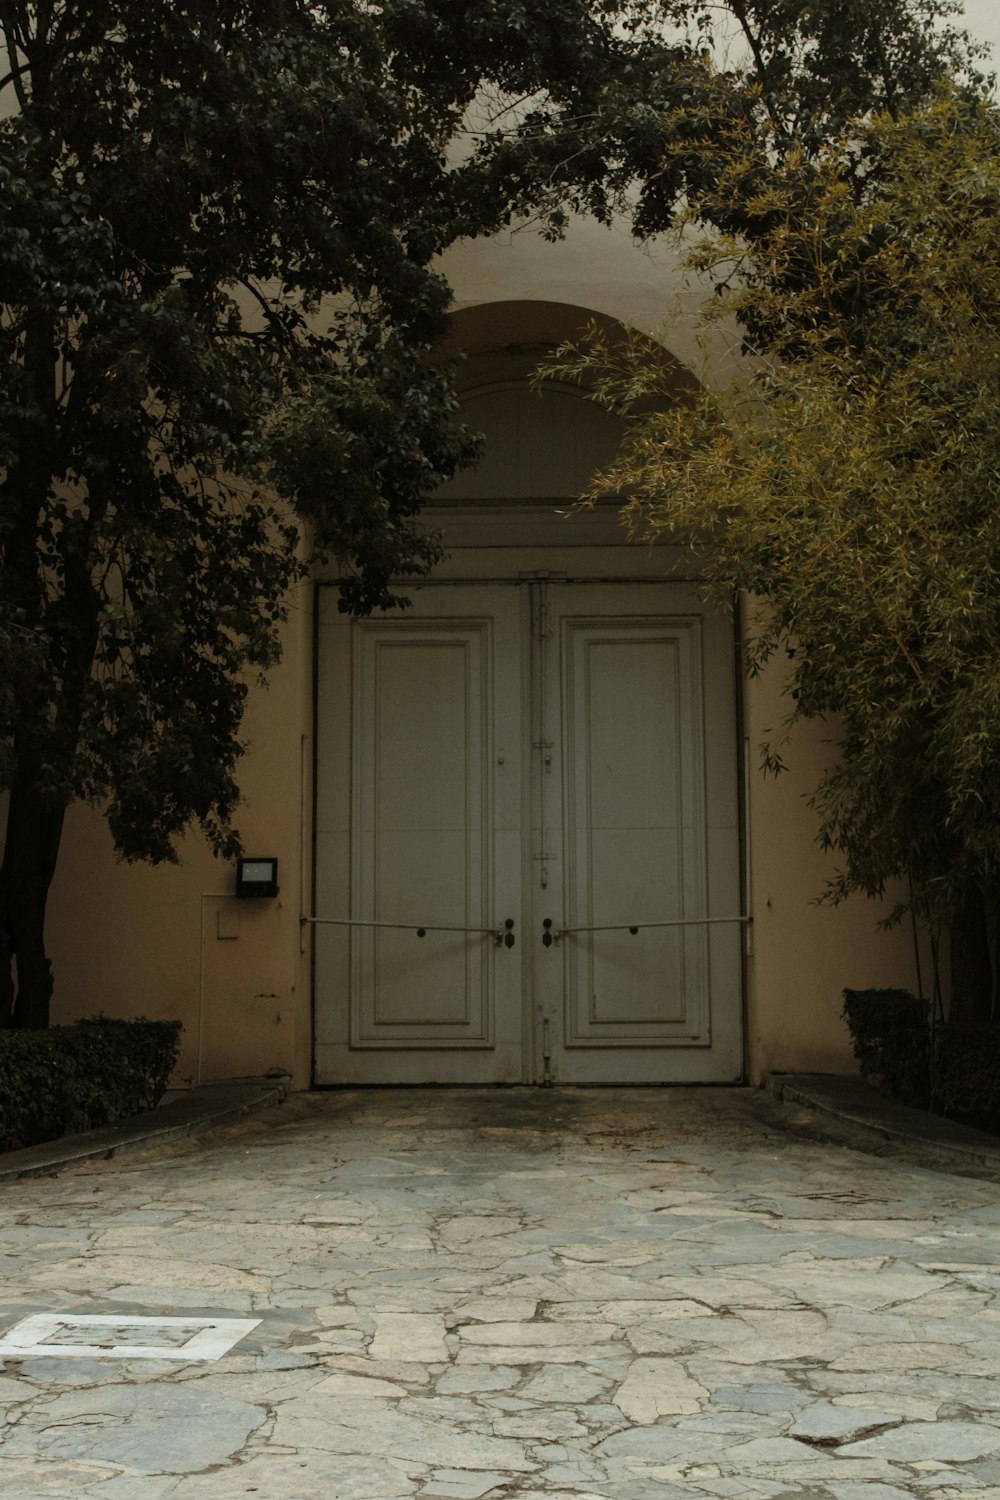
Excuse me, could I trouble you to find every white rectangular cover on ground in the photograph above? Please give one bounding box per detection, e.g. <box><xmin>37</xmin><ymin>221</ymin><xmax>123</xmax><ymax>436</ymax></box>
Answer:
<box><xmin>0</xmin><ymin>1313</ymin><xmax>261</xmax><ymax>1361</ymax></box>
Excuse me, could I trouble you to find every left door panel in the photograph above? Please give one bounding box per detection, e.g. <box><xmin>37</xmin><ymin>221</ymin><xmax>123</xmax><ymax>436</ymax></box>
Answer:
<box><xmin>314</xmin><ymin>585</ymin><xmax>525</xmax><ymax>1083</ymax></box>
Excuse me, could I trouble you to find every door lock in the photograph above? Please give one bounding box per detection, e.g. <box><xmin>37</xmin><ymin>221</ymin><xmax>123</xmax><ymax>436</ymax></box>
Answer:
<box><xmin>542</xmin><ymin>918</ymin><xmax>558</xmax><ymax>948</ymax></box>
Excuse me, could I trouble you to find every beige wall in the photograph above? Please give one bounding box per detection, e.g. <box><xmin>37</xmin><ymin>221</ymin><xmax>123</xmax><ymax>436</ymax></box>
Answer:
<box><xmin>743</xmin><ymin>648</ymin><xmax>924</xmax><ymax>1080</ymax></box>
<box><xmin>44</xmin><ymin>577</ymin><xmax>315</xmax><ymax>1089</ymax></box>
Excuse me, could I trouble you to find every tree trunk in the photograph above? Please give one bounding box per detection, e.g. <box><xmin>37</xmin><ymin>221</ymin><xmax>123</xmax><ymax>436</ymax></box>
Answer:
<box><xmin>1</xmin><ymin>275</ymin><xmax>65</xmax><ymax>1027</ymax></box>
<box><xmin>0</xmin><ymin>749</ymin><xmax>68</xmax><ymax>1029</ymax></box>
<box><xmin>948</xmin><ymin>884</ymin><xmax>997</xmax><ymax>1027</ymax></box>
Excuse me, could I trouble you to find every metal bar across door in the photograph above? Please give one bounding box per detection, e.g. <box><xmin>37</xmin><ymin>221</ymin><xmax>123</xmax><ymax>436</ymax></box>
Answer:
<box><xmin>557</xmin><ymin>915</ymin><xmax>751</xmax><ymax>935</ymax></box>
<box><xmin>303</xmin><ymin>916</ymin><xmax>516</xmax><ymax>947</ymax></box>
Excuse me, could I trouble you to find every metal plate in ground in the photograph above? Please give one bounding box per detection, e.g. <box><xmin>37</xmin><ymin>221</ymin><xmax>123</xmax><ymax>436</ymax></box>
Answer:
<box><xmin>0</xmin><ymin>1312</ymin><xmax>261</xmax><ymax>1361</ymax></box>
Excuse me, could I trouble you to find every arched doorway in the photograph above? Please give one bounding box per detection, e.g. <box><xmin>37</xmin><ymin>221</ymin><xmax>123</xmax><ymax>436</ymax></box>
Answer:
<box><xmin>313</xmin><ymin>302</ymin><xmax>743</xmax><ymax>1084</ymax></box>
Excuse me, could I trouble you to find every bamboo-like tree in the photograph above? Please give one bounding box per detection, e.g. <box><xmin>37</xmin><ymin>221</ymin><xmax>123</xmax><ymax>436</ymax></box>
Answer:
<box><xmin>552</xmin><ymin>87</ymin><xmax>1000</xmax><ymax>1016</ymax></box>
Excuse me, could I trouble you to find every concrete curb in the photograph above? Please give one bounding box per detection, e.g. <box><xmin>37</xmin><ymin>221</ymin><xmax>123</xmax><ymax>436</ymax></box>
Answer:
<box><xmin>0</xmin><ymin>1075</ymin><xmax>290</xmax><ymax>1183</ymax></box>
<box><xmin>766</xmin><ymin>1071</ymin><xmax>1000</xmax><ymax>1173</ymax></box>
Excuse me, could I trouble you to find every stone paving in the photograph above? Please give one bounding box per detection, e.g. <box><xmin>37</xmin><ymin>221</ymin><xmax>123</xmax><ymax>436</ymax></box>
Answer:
<box><xmin>1</xmin><ymin>1087</ymin><xmax>1000</xmax><ymax>1499</ymax></box>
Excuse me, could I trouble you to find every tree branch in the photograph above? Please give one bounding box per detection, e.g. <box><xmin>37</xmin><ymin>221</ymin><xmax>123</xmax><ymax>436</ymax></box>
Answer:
<box><xmin>0</xmin><ymin>11</ymin><xmax>30</xmax><ymax>110</ymax></box>
<box><xmin>728</xmin><ymin>0</ymin><xmax>784</xmax><ymax>134</ymax></box>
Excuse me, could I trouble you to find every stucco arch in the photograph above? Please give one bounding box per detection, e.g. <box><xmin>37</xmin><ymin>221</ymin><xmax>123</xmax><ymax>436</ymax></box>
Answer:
<box><xmin>435</xmin><ymin>299</ymin><xmax>699</xmax><ymax>504</ymax></box>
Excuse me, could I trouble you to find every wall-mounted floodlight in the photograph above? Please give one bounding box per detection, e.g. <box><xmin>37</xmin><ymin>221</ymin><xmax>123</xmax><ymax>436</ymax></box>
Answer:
<box><xmin>235</xmin><ymin>857</ymin><xmax>279</xmax><ymax>899</ymax></box>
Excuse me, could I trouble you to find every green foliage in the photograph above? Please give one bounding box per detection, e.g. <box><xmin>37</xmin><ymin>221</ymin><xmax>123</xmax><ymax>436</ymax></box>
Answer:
<box><xmin>0</xmin><ymin>0</ymin><xmax>980</xmax><ymax>1026</ymax></box>
<box><xmin>842</xmin><ymin>988</ymin><xmax>1000</xmax><ymax>1130</ymax></box>
<box><xmin>0</xmin><ymin>1017</ymin><xmax>182</xmax><ymax>1152</ymax></box>
<box><xmin>550</xmin><ymin>88</ymin><xmax>1000</xmax><ymax>939</ymax></box>
<box><xmin>469</xmin><ymin>0</ymin><xmax>982</xmax><ymax>244</ymax></box>
<box><xmin>0</xmin><ymin>0</ymin><xmax>708</xmax><ymax>1023</ymax></box>
<box><xmin>842</xmin><ymin>987</ymin><xmax>931</xmax><ymax>1105</ymax></box>
<box><xmin>932</xmin><ymin>1026</ymin><xmax>1000</xmax><ymax>1129</ymax></box>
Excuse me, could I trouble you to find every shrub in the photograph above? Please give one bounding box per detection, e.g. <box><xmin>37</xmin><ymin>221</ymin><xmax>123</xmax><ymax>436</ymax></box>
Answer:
<box><xmin>842</xmin><ymin>988</ymin><xmax>1000</xmax><ymax>1132</ymax></box>
<box><xmin>0</xmin><ymin>1017</ymin><xmax>182</xmax><ymax>1153</ymax></box>
<box><xmin>932</xmin><ymin>1026</ymin><xmax>1000</xmax><ymax>1131</ymax></box>
<box><xmin>841</xmin><ymin>988</ymin><xmax>932</xmax><ymax>1107</ymax></box>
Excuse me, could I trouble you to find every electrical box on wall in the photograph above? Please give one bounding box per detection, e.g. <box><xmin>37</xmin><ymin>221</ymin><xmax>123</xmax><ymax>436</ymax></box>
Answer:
<box><xmin>235</xmin><ymin>857</ymin><xmax>279</xmax><ymax>899</ymax></box>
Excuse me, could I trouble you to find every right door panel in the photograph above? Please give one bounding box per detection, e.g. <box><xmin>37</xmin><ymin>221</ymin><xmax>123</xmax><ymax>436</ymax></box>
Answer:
<box><xmin>536</xmin><ymin>583</ymin><xmax>743</xmax><ymax>1083</ymax></box>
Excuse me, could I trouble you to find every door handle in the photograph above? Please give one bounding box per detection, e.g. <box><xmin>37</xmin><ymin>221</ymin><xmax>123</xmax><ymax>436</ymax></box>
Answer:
<box><xmin>501</xmin><ymin>919</ymin><xmax>516</xmax><ymax>949</ymax></box>
<box><xmin>542</xmin><ymin>918</ymin><xmax>557</xmax><ymax>948</ymax></box>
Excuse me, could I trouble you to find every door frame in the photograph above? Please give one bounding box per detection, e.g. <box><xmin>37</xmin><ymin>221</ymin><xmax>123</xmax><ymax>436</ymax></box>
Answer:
<box><xmin>310</xmin><ymin>522</ymin><xmax>748</xmax><ymax>1085</ymax></box>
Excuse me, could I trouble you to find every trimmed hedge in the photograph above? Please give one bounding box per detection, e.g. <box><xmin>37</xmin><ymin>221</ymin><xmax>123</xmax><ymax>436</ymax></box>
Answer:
<box><xmin>932</xmin><ymin>1025</ymin><xmax>1000</xmax><ymax>1131</ymax></box>
<box><xmin>842</xmin><ymin>988</ymin><xmax>931</xmax><ymax>1107</ymax></box>
<box><xmin>842</xmin><ymin>988</ymin><xmax>1000</xmax><ymax>1132</ymax></box>
<box><xmin>0</xmin><ymin>1017</ymin><xmax>182</xmax><ymax>1153</ymax></box>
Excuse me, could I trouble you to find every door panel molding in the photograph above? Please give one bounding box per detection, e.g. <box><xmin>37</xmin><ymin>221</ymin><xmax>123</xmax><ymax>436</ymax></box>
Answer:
<box><xmin>351</xmin><ymin>619</ymin><xmax>494</xmax><ymax>1047</ymax></box>
<box><xmin>314</xmin><ymin>584</ymin><xmax>525</xmax><ymax>1084</ymax></box>
<box><xmin>560</xmin><ymin>615</ymin><xmax>710</xmax><ymax>1048</ymax></box>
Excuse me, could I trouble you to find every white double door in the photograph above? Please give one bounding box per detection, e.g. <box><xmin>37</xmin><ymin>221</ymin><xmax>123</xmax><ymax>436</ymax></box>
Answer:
<box><xmin>314</xmin><ymin>576</ymin><xmax>742</xmax><ymax>1084</ymax></box>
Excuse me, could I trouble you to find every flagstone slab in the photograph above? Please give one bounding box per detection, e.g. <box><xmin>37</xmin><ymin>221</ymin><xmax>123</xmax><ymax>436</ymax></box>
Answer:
<box><xmin>454</xmin><ymin>1341</ymin><xmax>624</xmax><ymax>1364</ymax></box>
<box><xmin>435</xmin><ymin>1366</ymin><xmax>522</xmax><ymax>1393</ymax></box>
<box><xmin>828</xmin><ymin>1340</ymin><xmax>992</xmax><ymax>1373</ymax></box>
<box><xmin>313</xmin><ymin>1369</ymin><xmax>408</xmax><ymax>1397</ymax></box>
<box><xmin>839</xmin><ymin>1419</ymin><xmax>1000</xmax><ymax>1460</ymax></box>
<box><xmin>438</xmin><ymin>1216</ymin><xmax>523</xmax><ymax>1244</ymax></box>
<box><xmin>270</xmin><ymin>1393</ymin><xmax>539</xmax><ymax>1472</ymax></box>
<box><xmin>789</xmin><ymin>1401</ymin><xmax>902</xmax><ymax>1443</ymax></box>
<box><xmin>825</xmin><ymin>1486</ymin><xmax>918</xmax><ymax>1500</ymax></box>
<box><xmin>369</xmin><ymin>1313</ymin><xmax>449</xmax><ymax>1362</ymax></box>
<box><xmin>0</xmin><ymin>1383</ymin><xmax>265</xmax><ymax>1473</ymax></box>
<box><xmin>518</xmin><ymin>1366</ymin><xmax>614</xmax><ymax>1403</ymax></box>
<box><xmin>26</xmin><ymin>1256</ymin><xmax>270</xmax><ymax>1294</ymax></box>
<box><xmin>456</xmin><ymin>1320</ymin><xmax>617</xmax><ymax>1347</ymax></box>
<box><xmin>452</xmin><ymin>1297</ymin><xmax>539</xmax><ymax>1322</ymax></box>
<box><xmin>830</xmin><ymin>1391</ymin><xmax>941</xmax><ymax>1420</ymax></box>
<box><xmin>176</xmin><ymin>1449</ymin><xmax>420</xmax><ymax>1497</ymax></box>
<box><xmin>613</xmin><ymin>1357</ymin><xmax>709</xmax><ymax>1422</ymax></box>
<box><xmin>319</xmin><ymin>1352</ymin><xmax>434</xmax><ymax>1383</ymax></box>
<box><xmin>420</xmin><ymin>1471</ymin><xmax>513</xmax><ymax>1499</ymax></box>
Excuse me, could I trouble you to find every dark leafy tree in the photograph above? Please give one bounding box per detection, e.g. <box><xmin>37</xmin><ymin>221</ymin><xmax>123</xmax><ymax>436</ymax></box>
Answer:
<box><xmin>0</xmin><ymin>0</ymin><xmax>976</xmax><ymax>1027</ymax></box>
<box><xmin>476</xmin><ymin>0</ymin><xmax>982</xmax><ymax>241</ymax></box>
<box><xmin>0</xmin><ymin>0</ymin><xmax>655</xmax><ymax>1026</ymax></box>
